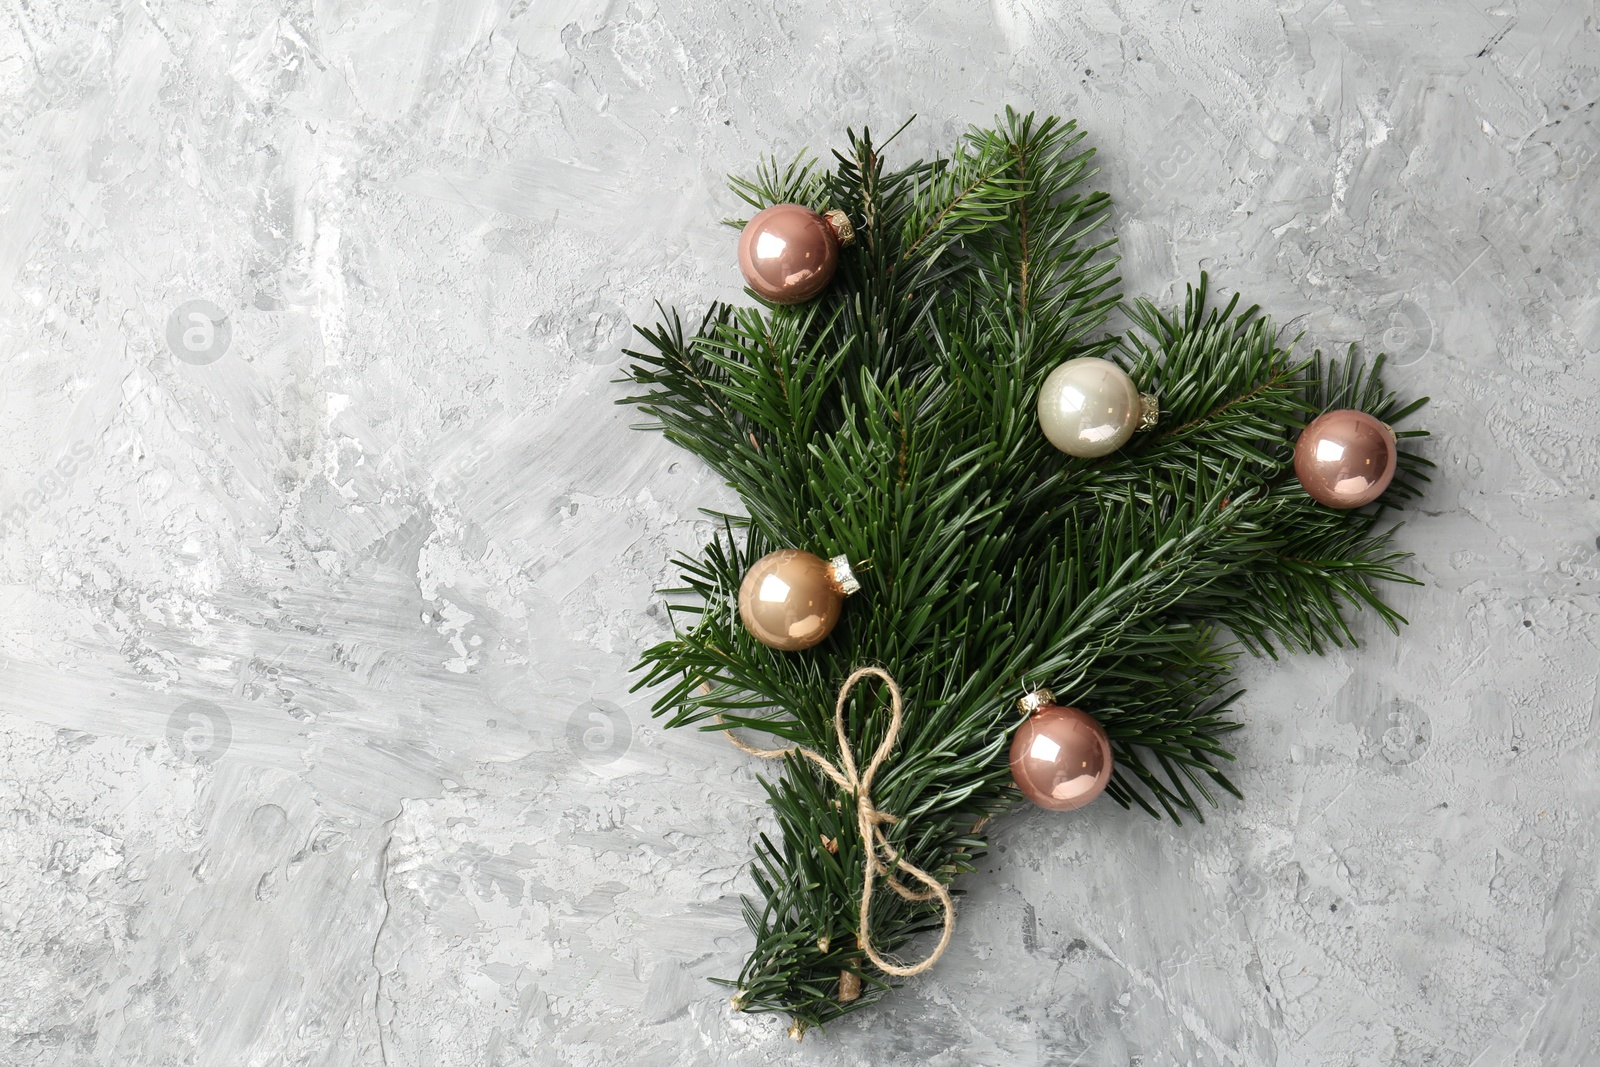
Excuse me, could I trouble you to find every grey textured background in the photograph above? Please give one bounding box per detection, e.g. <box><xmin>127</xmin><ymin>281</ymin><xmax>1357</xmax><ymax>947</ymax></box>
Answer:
<box><xmin>2</xmin><ymin>1</ymin><xmax>1598</xmax><ymax>1064</ymax></box>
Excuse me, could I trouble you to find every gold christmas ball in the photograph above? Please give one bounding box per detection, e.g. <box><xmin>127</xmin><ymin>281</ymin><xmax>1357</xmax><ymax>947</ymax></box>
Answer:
<box><xmin>1009</xmin><ymin>692</ymin><xmax>1114</xmax><ymax>810</ymax></box>
<box><xmin>1037</xmin><ymin>357</ymin><xmax>1157</xmax><ymax>458</ymax></box>
<box><xmin>1293</xmin><ymin>409</ymin><xmax>1398</xmax><ymax>509</ymax></box>
<box><xmin>737</xmin><ymin>550</ymin><xmax>860</xmax><ymax>651</ymax></box>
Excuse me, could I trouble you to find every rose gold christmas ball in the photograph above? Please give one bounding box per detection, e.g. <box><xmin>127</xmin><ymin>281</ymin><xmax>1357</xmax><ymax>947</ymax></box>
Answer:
<box><xmin>1293</xmin><ymin>409</ymin><xmax>1398</xmax><ymax>509</ymax></box>
<box><xmin>737</xmin><ymin>204</ymin><xmax>840</xmax><ymax>304</ymax></box>
<box><xmin>737</xmin><ymin>549</ymin><xmax>847</xmax><ymax>651</ymax></box>
<box><xmin>1009</xmin><ymin>704</ymin><xmax>1114</xmax><ymax>811</ymax></box>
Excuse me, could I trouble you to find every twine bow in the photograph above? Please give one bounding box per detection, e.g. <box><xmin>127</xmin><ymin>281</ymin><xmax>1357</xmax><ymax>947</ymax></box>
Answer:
<box><xmin>720</xmin><ymin>667</ymin><xmax>955</xmax><ymax>978</ymax></box>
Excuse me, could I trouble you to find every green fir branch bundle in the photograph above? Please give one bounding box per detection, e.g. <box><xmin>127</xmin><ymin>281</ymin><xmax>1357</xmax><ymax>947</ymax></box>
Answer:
<box><xmin>618</xmin><ymin>109</ymin><xmax>1430</xmax><ymax>1033</ymax></box>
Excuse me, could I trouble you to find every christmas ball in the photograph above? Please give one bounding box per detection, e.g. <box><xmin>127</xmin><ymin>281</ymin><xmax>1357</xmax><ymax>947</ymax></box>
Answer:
<box><xmin>737</xmin><ymin>550</ymin><xmax>860</xmax><ymax>651</ymax></box>
<box><xmin>1009</xmin><ymin>691</ymin><xmax>1113</xmax><ymax>810</ymax></box>
<box><xmin>1037</xmin><ymin>357</ymin><xmax>1157</xmax><ymax>457</ymax></box>
<box><xmin>1293</xmin><ymin>409</ymin><xmax>1398</xmax><ymax>509</ymax></box>
<box><xmin>737</xmin><ymin>204</ymin><xmax>853</xmax><ymax>304</ymax></box>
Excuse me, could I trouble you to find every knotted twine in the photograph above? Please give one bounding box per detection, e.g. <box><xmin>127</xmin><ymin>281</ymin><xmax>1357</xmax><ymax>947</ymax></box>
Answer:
<box><xmin>717</xmin><ymin>666</ymin><xmax>955</xmax><ymax>979</ymax></box>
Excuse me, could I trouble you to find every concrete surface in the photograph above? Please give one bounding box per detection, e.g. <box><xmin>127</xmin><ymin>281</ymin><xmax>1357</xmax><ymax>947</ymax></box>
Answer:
<box><xmin>2</xmin><ymin>1</ymin><xmax>1598</xmax><ymax>1064</ymax></box>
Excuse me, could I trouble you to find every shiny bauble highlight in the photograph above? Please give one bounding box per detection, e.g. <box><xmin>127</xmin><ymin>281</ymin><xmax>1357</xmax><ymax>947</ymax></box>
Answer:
<box><xmin>1037</xmin><ymin>357</ymin><xmax>1155</xmax><ymax>457</ymax></box>
<box><xmin>737</xmin><ymin>550</ymin><xmax>860</xmax><ymax>651</ymax></box>
<box><xmin>1293</xmin><ymin>409</ymin><xmax>1398</xmax><ymax>509</ymax></box>
<box><xmin>1009</xmin><ymin>701</ymin><xmax>1114</xmax><ymax>810</ymax></box>
<box><xmin>736</xmin><ymin>204</ymin><xmax>852</xmax><ymax>304</ymax></box>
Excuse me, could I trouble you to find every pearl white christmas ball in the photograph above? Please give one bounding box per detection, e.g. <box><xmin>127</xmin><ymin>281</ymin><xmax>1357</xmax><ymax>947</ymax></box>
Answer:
<box><xmin>1037</xmin><ymin>357</ymin><xmax>1146</xmax><ymax>458</ymax></box>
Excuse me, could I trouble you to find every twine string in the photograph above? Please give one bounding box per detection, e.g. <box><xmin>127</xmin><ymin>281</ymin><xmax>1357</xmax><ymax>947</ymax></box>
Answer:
<box><xmin>716</xmin><ymin>667</ymin><xmax>955</xmax><ymax>978</ymax></box>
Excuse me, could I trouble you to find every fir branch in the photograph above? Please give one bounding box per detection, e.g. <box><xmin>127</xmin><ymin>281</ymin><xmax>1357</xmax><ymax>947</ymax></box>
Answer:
<box><xmin>618</xmin><ymin>112</ymin><xmax>1429</xmax><ymax>1031</ymax></box>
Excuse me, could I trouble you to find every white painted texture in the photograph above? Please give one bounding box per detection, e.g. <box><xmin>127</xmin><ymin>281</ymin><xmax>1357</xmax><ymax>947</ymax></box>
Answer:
<box><xmin>1</xmin><ymin>1</ymin><xmax>1598</xmax><ymax>1063</ymax></box>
